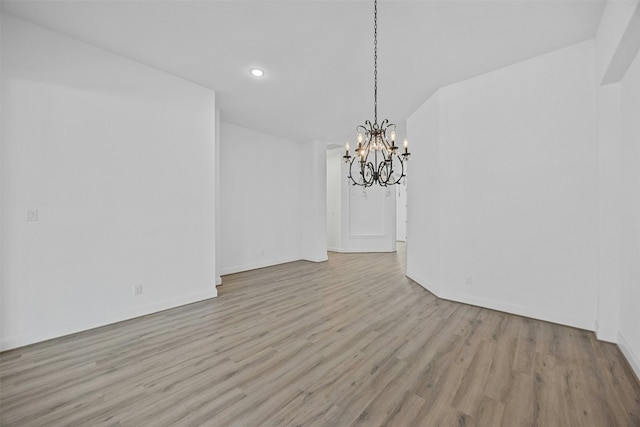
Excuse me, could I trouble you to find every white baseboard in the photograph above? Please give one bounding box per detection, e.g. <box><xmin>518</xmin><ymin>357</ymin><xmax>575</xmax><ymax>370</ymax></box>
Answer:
<box><xmin>0</xmin><ymin>335</ymin><xmax>22</xmax><ymax>352</ymax></box>
<box><xmin>440</xmin><ymin>289</ymin><xmax>594</xmax><ymax>331</ymax></box>
<box><xmin>329</xmin><ymin>248</ymin><xmax>396</xmax><ymax>253</ymax></box>
<box><xmin>618</xmin><ymin>332</ymin><xmax>640</xmax><ymax>382</ymax></box>
<box><xmin>302</xmin><ymin>255</ymin><xmax>328</xmax><ymax>263</ymax></box>
<box><xmin>595</xmin><ymin>325</ymin><xmax>619</xmax><ymax>343</ymax></box>
<box><xmin>406</xmin><ymin>274</ymin><xmax>593</xmax><ymax>331</ymax></box>
<box><xmin>0</xmin><ymin>288</ymin><xmax>218</xmax><ymax>352</ymax></box>
<box><xmin>219</xmin><ymin>256</ymin><xmax>302</xmax><ymax>276</ymax></box>
<box><xmin>406</xmin><ymin>271</ymin><xmax>439</xmax><ymax>296</ymax></box>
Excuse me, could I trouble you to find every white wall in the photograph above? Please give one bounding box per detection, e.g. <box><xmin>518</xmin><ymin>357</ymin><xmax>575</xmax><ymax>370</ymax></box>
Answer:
<box><xmin>618</xmin><ymin>47</ymin><xmax>640</xmax><ymax>379</ymax></box>
<box><xmin>394</xmin><ymin>121</ymin><xmax>408</xmax><ymax>242</ymax></box>
<box><xmin>595</xmin><ymin>0</ymin><xmax>640</xmax><ymax>380</ymax></box>
<box><xmin>337</xmin><ymin>130</ymin><xmax>399</xmax><ymax>253</ymax></box>
<box><xmin>300</xmin><ymin>140</ymin><xmax>328</xmax><ymax>262</ymax></box>
<box><xmin>406</xmin><ymin>92</ymin><xmax>440</xmax><ymax>294</ymax></box>
<box><xmin>597</xmin><ymin>1</ymin><xmax>640</xmax><ymax>84</ymax></box>
<box><xmin>327</xmin><ymin>148</ymin><xmax>343</xmax><ymax>251</ymax></box>
<box><xmin>407</xmin><ymin>40</ymin><xmax>598</xmax><ymax>330</ymax></box>
<box><xmin>325</xmin><ymin>145</ymin><xmax>397</xmax><ymax>253</ymax></box>
<box><xmin>218</xmin><ymin>122</ymin><xmax>305</xmax><ymax>275</ymax></box>
<box><xmin>215</xmin><ymin>108</ymin><xmax>222</xmax><ymax>285</ymax></box>
<box><xmin>339</xmin><ymin>173</ymin><xmax>396</xmax><ymax>252</ymax></box>
<box><xmin>596</xmin><ymin>83</ymin><xmax>622</xmax><ymax>342</ymax></box>
<box><xmin>0</xmin><ymin>15</ymin><xmax>217</xmax><ymax>350</ymax></box>
<box><xmin>395</xmin><ymin>178</ymin><xmax>407</xmax><ymax>242</ymax></box>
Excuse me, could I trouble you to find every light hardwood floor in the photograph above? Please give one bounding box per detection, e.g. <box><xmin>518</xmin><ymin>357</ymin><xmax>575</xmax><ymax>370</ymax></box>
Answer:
<box><xmin>1</xmin><ymin>246</ymin><xmax>639</xmax><ymax>426</ymax></box>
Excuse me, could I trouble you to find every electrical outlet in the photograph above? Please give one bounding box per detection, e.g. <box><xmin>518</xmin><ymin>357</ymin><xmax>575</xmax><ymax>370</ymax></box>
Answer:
<box><xmin>465</xmin><ymin>276</ymin><xmax>473</xmax><ymax>286</ymax></box>
<box><xmin>26</xmin><ymin>209</ymin><xmax>38</xmax><ymax>222</ymax></box>
<box><xmin>134</xmin><ymin>284</ymin><xmax>143</xmax><ymax>296</ymax></box>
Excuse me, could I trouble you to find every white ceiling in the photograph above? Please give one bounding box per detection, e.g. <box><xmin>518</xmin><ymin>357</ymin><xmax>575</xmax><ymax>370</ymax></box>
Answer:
<box><xmin>1</xmin><ymin>0</ymin><xmax>605</xmax><ymax>143</ymax></box>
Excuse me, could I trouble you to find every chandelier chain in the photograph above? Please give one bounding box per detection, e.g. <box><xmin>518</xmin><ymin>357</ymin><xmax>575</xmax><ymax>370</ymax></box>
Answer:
<box><xmin>374</xmin><ymin>0</ymin><xmax>378</xmax><ymax>125</ymax></box>
<box><xmin>343</xmin><ymin>0</ymin><xmax>410</xmax><ymax>188</ymax></box>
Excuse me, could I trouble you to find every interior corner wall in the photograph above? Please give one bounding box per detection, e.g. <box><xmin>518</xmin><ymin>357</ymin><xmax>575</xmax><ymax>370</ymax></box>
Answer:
<box><xmin>596</xmin><ymin>82</ymin><xmax>622</xmax><ymax>343</ymax></box>
<box><xmin>215</xmin><ymin>108</ymin><xmax>222</xmax><ymax>286</ymax></box>
<box><xmin>0</xmin><ymin>15</ymin><xmax>217</xmax><ymax>351</ymax></box>
<box><xmin>595</xmin><ymin>0</ymin><xmax>640</xmax><ymax>379</ymax></box>
<box><xmin>326</xmin><ymin>148</ymin><xmax>343</xmax><ymax>252</ymax></box>
<box><xmin>618</xmin><ymin>47</ymin><xmax>640</xmax><ymax>379</ymax></box>
<box><xmin>406</xmin><ymin>92</ymin><xmax>440</xmax><ymax>294</ymax></box>
<box><xmin>300</xmin><ymin>140</ymin><xmax>328</xmax><ymax>263</ymax></box>
<box><xmin>407</xmin><ymin>40</ymin><xmax>598</xmax><ymax>330</ymax></box>
<box><xmin>218</xmin><ymin>122</ymin><xmax>304</xmax><ymax>275</ymax></box>
<box><xmin>597</xmin><ymin>1</ymin><xmax>640</xmax><ymax>85</ymax></box>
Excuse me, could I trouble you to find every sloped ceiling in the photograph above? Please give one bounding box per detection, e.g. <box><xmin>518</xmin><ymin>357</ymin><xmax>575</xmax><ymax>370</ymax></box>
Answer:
<box><xmin>1</xmin><ymin>0</ymin><xmax>605</xmax><ymax>143</ymax></box>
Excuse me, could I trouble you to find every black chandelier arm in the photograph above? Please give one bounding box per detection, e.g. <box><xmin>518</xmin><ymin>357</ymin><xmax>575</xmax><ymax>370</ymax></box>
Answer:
<box><xmin>346</xmin><ymin>151</ymin><xmax>406</xmax><ymax>188</ymax></box>
<box><xmin>360</xmin><ymin>161</ymin><xmax>376</xmax><ymax>187</ymax></box>
<box><xmin>357</xmin><ymin>121</ymin><xmax>374</xmax><ymax>134</ymax></box>
<box><xmin>356</xmin><ymin>120</ymin><xmax>395</xmax><ymax>134</ymax></box>
<box><xmin>346</xmin><ymin>156</ymin><xmax>362</xmax><ymax>186</ymax></box>
<box><xmin>389</xmin><ymin>153</ymin><xmax>407</xmax><ymax>185</ymax></box>
<box><xmin>376</xmin><ymin>161</ymin><xmax>390</xmax><ymax>187</ymax></box>
<box><xmin>346</xmin><ymin>156</ymin><xmax>377</xmax><ymax>187</ymax></box>
<box><xmin>382</xmin><ymin>154</ymin><xmax>406</xmax><ymax>185</ymax></box>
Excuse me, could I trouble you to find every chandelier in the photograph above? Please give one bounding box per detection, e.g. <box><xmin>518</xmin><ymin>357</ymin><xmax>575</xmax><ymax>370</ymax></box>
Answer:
<box><xmin>343</xmin><ymin>0</ymin><xmax>410</xmax><ymax>187</ymax></box>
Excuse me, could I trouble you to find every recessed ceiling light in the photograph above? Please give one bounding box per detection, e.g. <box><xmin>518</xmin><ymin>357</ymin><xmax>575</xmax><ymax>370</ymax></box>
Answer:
<box><xmin>250</xmin><ymin>68</ymin><xmax>264</xmax><ymax>78</ymax></box>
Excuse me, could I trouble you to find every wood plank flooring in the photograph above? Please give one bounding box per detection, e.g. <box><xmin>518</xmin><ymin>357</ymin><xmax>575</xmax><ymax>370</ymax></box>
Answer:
<box><xmin>1</xmin><ymin>246</ymin><xmax>639</xmax><ymax>426</ymax></box>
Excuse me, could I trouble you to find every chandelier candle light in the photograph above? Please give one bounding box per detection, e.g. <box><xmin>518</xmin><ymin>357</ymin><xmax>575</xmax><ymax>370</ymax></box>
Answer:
<box><xmin>343</xmin><ymin>0</ymin><xmax>410</xmax><ymax>187</ymax></box>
